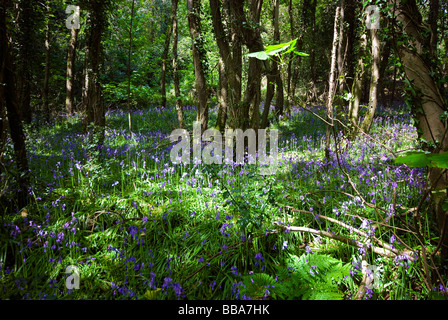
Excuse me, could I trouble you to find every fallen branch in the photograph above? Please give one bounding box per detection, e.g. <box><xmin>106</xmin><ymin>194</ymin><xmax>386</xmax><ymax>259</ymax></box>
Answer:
<box><xmin>284</xmin><ymin>205</ymin><xmax>399</xmax><ymax>255</ymax></box>
<box><xmin>273</xmin><ymin>222</ymin><xmax>397</xmax><ymax>258</ymax></box>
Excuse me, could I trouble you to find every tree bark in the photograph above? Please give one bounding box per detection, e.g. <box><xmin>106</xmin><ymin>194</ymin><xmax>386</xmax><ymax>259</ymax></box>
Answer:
<box><xmin>389</xmin><ymin>0</ymin><xmax>448</xmax><ymax>257</ymax></box>
<box><xmin>160</xmin><ymin>2</ymin><xmax>172</xmax><ymax>109</ymax></box>
<box><xmin>272</xmin><ymin>0</ymin><xmax>284</xmax><ymax>119</ymax></box>
<box><xmin>242</xmin><ymin>0</ymin><xmax>263</xmax><ymax>130</ymax></box>
<box><xmin>66</xmin><ymin>25</ymin><xmax>79</xmax><ymax>115</ymax></box>
<box><xmin>209</xmin><ymin>0</ymin><xmax>241</xmax><ymax>129</ymax></box>
<box><xmin>348</xmin><ymin>33</ymin><xmax>367</xmax><ymax>134</ymax></box>
<box><xmin>171</xmin><ymin>0</ymin><xmax>184</xmax><ymax>129</ymax></box>
<box><xmin>216</xmin><ymin>56</ymin><xmax>227</xmax><ymax>130</ymax></box>
<box><xmin>83</xmin><ymin>0</ymin><xmax>108</xmax><ymax>148</ymax></box>
<box><xmin>127</xmin><ymin>0</ymin><xmax>135</xmax><ymax>132</ymax></box>
<box><xmin>43</xmin><ymin>1</ymin><xmax>51</xmax><ymax>123</ymax></box>
<box><xmin>325</xmin><ymin>7</ymin><xmax>340</xmax><ymax>160</ymax></box>
<box><xmin>336</xmin><ymin>0</ymin><xmax>346</xmax><ymax>98</ymax></box>
<box><xmin>429</xmin><ymin>0</ymin><xmax>439</xmax><ymax>57</ymax></box>
<box><xmin>0</xmin><ymin>1</ymin><xmax>30</xmax><ymax>208</ymax></box>
<box><xmin>187</xmin><ymin>0</ymin><xmax>209</xmax><ymax>133</ymax></box>
<box><xmin>18</xmin><ymin>0</ymin><xmax>33</xmax><ymax>124</ymax></box>
<box><xmin>360</xmin><ymin>27</ymin><xmax>380</xmax><ymax>133</ymax></box>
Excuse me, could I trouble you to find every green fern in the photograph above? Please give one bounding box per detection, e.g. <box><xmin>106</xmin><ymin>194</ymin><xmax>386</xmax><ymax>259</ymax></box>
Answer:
<box><xmin>240</xmin><ymin>253</ymin><xmax>353</xmax><ymax>300</ymax></box>
<box><xmin>286</xmin><ymin>253</ymin><xmax>352</xmax><ymax>300</ymax></box>
<box><xmin>240</xmin><ymin>273</ymin><xmax>279</xmax><ymax>299</ymax></box>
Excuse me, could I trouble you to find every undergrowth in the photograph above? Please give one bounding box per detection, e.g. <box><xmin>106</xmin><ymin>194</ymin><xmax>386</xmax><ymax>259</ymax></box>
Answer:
<box><xmin>0</xmin><ymin>105</ymin><xmax>447</xmax><ymax>300</ymax></box>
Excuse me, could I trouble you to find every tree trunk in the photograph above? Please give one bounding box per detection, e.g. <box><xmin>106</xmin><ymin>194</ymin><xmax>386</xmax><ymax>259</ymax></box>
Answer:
<box><xmin>429</xmin><ymin>0</ymin><xmax>439</xmax><ymax>57</ymax></box>
<box><xmin>360</xmin><ymin>27</ymin><xmax>380</xmax><ymax>133</ymax></box>
<box><xmin>209</xmin><ymin>0</ymin><xmax>241</xmax><ymax>129</ymax></box>
<box><xmin>43</xmin><ymin>2</ymin><xmax>51</xmax><ymax>122</ymax></box>
<box><xmin>272</xmin><ymin>0</ymin><xmax>283</xmax><ymax>119</ymax></box>
<box><xmin>82</xmin><ymin>44</ymin><xmax>91</xmax><ymax>130</ymax></box>
<box><xmin>0</xmin><ymin>1</ymin><xmax>30</xmax><ymax>208</ymax></box>
<box><xmin>261</xmin><ymin>62</ymin><xmax>275</xmax><ymax>129</ymax></box>
<box><xmin>66</xmin><ymin>26</ymin><xmax>79</xmax><ymax>115</ymax></box>
<box><xmin>171</xmin><ymin>0</ymin><xmax>184</xmax><ymax>129</ymax></box>
<box><xmin>309</xmin><ymin>0</ymin><xmax>318</xmax><ymax>102</ymax></box>
<box><xmin>127</xmin><ymin>0</ymin><xmax>135</xmax><ymax>132</ymax></box>
<box><xmin>290</xmin><ymin>0</ymin><xmax>309</xmax><ymax>105</ymax></box>
<box><xmin>242</xmin><ymin>0</ymin><xmax>263</xmax><ymax>130</ymax></box>
<box><xmin>336</xmin><ymin>0</ymin><xmax>346</xmax><ymax>98</ymax></box>
<box><xmin>160</xmin><ymin>1</ymin><xmax>172</xmax><ymax>109</ymax></box>
<box><xmin>286</xmin><ymin>0</ymin><xmax>294</xmax><ymax>102</ymax></box>
<box><xmin>83</xmin><ymin>1</ymin><xmax>108</xmax><ymax>149</ymax></box>
<box><xmin>348</xmin><ymin>33</ymin><xmax>367</xmax><ymax>133</ymax></box>
<box><xmin>216</xmin><ymin>56</ymin><xmax>227</xmax><ymax>130</ymax></box>
<box><xmin>18</xmin><ymin>0</ymin><xmax>33</xmax><ymax>124</ymax></box>
<box><xmin>187</xmin><ymin>0</ymin><xmax>208</xmax><ymax>133</ymax></box>
<box><xmin>344</xmin><ymin>0</ymin><xmax>357</xmax><ymax>91</ymax></box>
<box><xmin>389</xmin><ymin>0</ymin><xmax>448</xmax><ymax>257</ymax></box>
<box><xmin>325</xmin><ymin>7</ymin><xmax>340</xmax><ymax>160</ymax></box>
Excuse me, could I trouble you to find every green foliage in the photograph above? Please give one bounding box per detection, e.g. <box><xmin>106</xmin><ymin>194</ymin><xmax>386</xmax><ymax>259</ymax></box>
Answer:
<box><xmin>240</xmin><ymin>253</ymin><xmax>352</xmax><ymax>300</ymax></box>
<box><xmin>395</xmin><ymin>151</ymin><xmax>448</xmax><ymax>169</ymax></box>
<box><xmin>246</xmin><ymin>38</ymin><xmax>309</xmax><ymax>61</ymax></box>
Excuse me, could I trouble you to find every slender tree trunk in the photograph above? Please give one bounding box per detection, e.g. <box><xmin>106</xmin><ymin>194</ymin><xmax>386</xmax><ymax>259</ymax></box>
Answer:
<box><xmin>216</xmin><ymin>57</ymin><xmax>227</xmax><ymax>130</ymax></box>
<box><xmin>127</xmin><ymin>0</ymin><xmax>135</xmax><ymax>133</ymax></box>
<box><xmin>325</xmin><ymin>7</ymin><xmax>340</xmax><ymax>160</ymax></box>
<box><xmin>360</xmin><ymin>27</ymin><xmax>380</xmax><ymax>133</ymax></box>
<box><xmin>66</xmin><ymin>26</ymin><xmax>79</xmax><ymax>115</ymax></box>
<box><xmin>160</xmin><ymin>1</ymin><xmax>172</xmax><ymax>110</ymax></box>
<box><xmin>82</xmin><ymin>44</ymin><xmax>91</xmax><ymax>131</ymax></box>
<box><xmin>309</xmin><ymin>0</ymin><xmax>318</xmax><ymax>102</ymax></box>
<box><xmin>18</xmin><ymin>0</ymin><xmax>32</xmax><ymax>124</ymax></box>
<box><xmin>286</xmin><ymin>0</ymin><xmax>294</xmax><ymax>101</ymax></box>
<box><xmin>228</xmin><ymin>0</ymin><xmax>243</xmax><ymax>129</ymax></box>
<box><xmin>272</xmin><ymin>0</ymin><xmax>284</xmax><ymax>118</ymax></box>
<box><xmin>261</xmin><ymin>63</ymin><xmax>275</xmax><ymax>129</ymax></box>
<box><xmin>0</xmin><ymin>1</ymin><xmax>30</xmax><ymax>208</ymax></box>
<box><xmin>336</xmin><ymin>0</ymin><xmax>346</xmax><ymax>98</ymax></box>
<box><xmin>344</xmin><ymin>0</ymin><xmax>357</xmax><ymax>91</ymax></box>
<box><xmin>43</xmin><ymin>2</ymin><xmax>51</xmax><ymax>122</ymax></box>
<box><xmin>187</xmin><ymin>0</ymin><xmax>208</xmax><ymax>133</ymax></box>
<box><xmin>171</xmin><ymin>0</ymin><xmax>184</xmax><ymax>129</ymax></box>
<box><xmin>348</xmin><ymin>33</ymin><xmax>367</xmax><ymax>133</ymax></box>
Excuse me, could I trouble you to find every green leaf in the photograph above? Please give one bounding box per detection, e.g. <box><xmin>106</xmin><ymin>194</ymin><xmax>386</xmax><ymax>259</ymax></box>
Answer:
<box><xmin>246</xmin><ymin>38</ymin><xmax>308</xmax><ymax>60</ymax></box>
<box><xmin>264</xmin><ymin>40</ymin><xmax>293</xmax><ymax>54</ymax></box>
<box><xmin>292</xmin><ymin>50</ymin><xmax>310</xmax><ymax>57</ymax></box>
<box><xmin>428</xmin><ymin>151</ymin><xmax>448</xmax><ymax>169</ymax></box>
<box><xmin>247</xmin><ymin>51</ymin><xmax>270</xmax><ymax>60</ymax></box>
<box><xmin>394</xmin><ymin>151</ymin><xmax>431</xmax><ymax>168</ymax></box>
<box><xmin>395</xmin><ymin>151</ymin><xmax>448</xmax><ymax>169</ymax></box>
